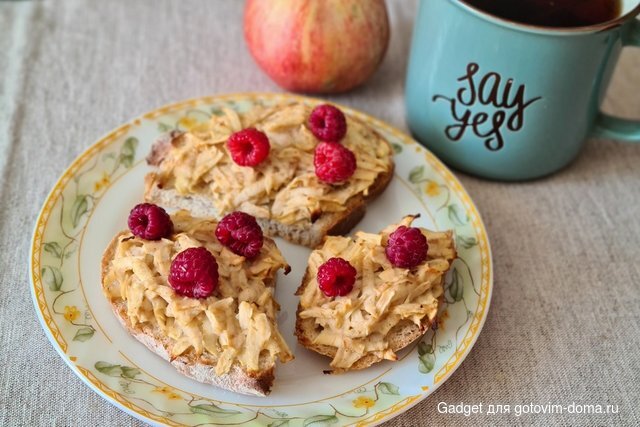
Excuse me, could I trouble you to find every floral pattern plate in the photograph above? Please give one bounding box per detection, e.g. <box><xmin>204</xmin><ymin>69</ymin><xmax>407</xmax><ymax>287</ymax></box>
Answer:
<box><xmin>30</xmin><ymin>93</ymin><xmax>492</xmax><ymax>426</ymax></box>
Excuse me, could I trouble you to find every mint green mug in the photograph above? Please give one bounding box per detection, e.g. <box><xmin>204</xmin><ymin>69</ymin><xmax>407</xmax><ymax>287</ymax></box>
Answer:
<box><xmin>406</xmin><ymin>0</ymin><xmax>640</xmax><ymax>180</ymax></box>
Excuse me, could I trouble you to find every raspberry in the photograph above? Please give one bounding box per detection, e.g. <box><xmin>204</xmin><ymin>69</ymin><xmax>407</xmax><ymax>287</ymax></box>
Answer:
<box><xmin>127</xmin><ymin>203</ymin><xmax>173</xmax><ymax>240</ymax></box>
<box><xmin>308</xmin><ymin>104</ymin><xmax>347</xmax><ymax>142</ymax></box>
<box><xmin>314</xmin><ymin>141</ymin><xmax>357</xmax><ymax>184</ymax></box>
<box><xmin>215</xmin><ymin>211</ymin><xmax>264</xmax><ymax>259</ymax></box>
<box><xmin>227</xmin><ymin>128</ymin><xmax>270</xmax><ymax>167</ymax></box>
<box><xmin>385</xmin><ymin>226</ymin><xmax>429</xmax><ymax>268</ymax></box>
<box><xmin>168</xmin><ymin>247</ymin><xmax>218</xmax><ymax>299</ymax></box>
<box><xmin>317</xmin><ymin>257</ymin><xmax>357</xmax><ymax>297</ymax></box>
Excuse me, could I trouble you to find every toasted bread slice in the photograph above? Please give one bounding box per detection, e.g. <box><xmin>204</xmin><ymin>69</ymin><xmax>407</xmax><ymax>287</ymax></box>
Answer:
<box><xmin>295</xmin><ymin>216</ymin><xmax>456</xmax><ymax>373</ymax></box>
<box><xmin>101</xmin><ymin>211</ymin><xmax>293</xmax><ymax>396</ymax></box>
<box><xmin>144</xmin><ymin>102</ymin><xmax>394</xmax><ymax>248</ymax></box>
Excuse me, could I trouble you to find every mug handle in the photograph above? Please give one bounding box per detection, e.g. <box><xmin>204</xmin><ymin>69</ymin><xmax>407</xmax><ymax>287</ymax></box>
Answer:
<box><xmin>592</xmin><ymin>19</ymin><xmax>640</xmax><ymax>142</ymax></box>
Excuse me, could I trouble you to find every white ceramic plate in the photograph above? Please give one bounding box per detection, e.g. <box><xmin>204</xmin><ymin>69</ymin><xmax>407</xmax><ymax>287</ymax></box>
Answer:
<box><xmin>30</xmin><ymin>93</ymin><xmax>492</xmax><ymax>426</ymax></box>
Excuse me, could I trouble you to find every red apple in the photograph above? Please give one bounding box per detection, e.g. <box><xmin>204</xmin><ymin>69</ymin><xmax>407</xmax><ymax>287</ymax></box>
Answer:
<box><xmin>244</xmin><ymin>0</ymin><xmax>390</xmax><ymax>94</ymax></box>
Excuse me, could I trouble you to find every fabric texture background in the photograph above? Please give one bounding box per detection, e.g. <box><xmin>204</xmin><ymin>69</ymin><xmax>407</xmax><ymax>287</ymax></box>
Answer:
<box><xmin>1</xmin><ymin>1</ymin><xmax>639</xmax><ymax>426</ymax></box>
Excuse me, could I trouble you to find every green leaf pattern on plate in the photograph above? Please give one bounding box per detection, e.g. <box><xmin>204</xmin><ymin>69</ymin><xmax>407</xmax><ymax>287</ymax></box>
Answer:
<box><xmin>448</xmin><ymin>204</ymin><xmax>469</xmax><ymax>226</ymax></box>
<box><xmin>408</xmin><ymin>165</ymin><xmax>424</xmax><ymax>183</ymax></box>
<box><xmin>449</xmin><ymin>267</ymin><xmax>464</xmax><ymax>302</ymax></box>
<box><xmin>95</xmin><ymin>361</ymin><xmax>128</xmax><ymax>377</ymax></box>
<box><xmin>157</xmin><ymin>122</ymin><xmax>173</xmax><ymax>132</ymax></box>
<box><xmin>118</xmin><ymin>137</ymin><xmax>138</xmax><ymax>168</ymax></box>
<box><xmin>71</xmin><ymin>195</ymin><xmax>90</xmax><ymax>228</ymax></box>
<box><xmin>40</xmin><ymin>135</ymin><xmax>139</xmax><ymax>344</ymax></box>
<box><xmin>417</xmin><ymin>340</ymin><xmax>436</xmax><ymax>373</ymax></box>
<box><xmin>73</xmin><ymin>327</ymin><xmax>95</xmax><ymax>342</ymax></box>
<box><xmin>91</xmin><ymin>362</ymin><xmax>407</xmax><ymax>427</ymax></box>
<box><xmin>41</xmin><ymin>265</ymin><xmax>63</xmax><ymax>291</ymax></box>
<box><xmin>406</xmin><ymin>163</ymin><xmax>482</xmax><ymax>376</ymax></box>
<box><xmin>121</xmin><ymin>366</ymin><xmax>141</xmax><ymax>379</ymax></box>
<box><xmin>456</xmin><ymin>235</ymin><xmax>478</xmax><ymax>249</ymax></box>
<box><xmin>190</xmin><ymin>403</ymin><xmax>242</xmax><ymax>418</ymax></box>
<box><xmin>43</xmin><ymin>242</ymin><xmax>63</xmax><ymax>258</ymax></box>
<box><xmin>302</xmin><ymin>415</ymin><xmax>339</xmax><ymax>426</ymax></box>
<box><xmin>378</xmin><ymin>382</ymin><xmax>400</xmax><ymax>395</ymax></box>
<box><xmin>418</xmin><ymin>353</ymin><xmax>436</xmax><ymax>374</ymax></box>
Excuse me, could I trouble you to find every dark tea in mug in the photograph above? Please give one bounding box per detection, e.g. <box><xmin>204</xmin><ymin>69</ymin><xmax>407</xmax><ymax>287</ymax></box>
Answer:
<box><xmin>461</xmin><ymin>0</ymin><xmax>622</xmax><ymax>27</ymax></box>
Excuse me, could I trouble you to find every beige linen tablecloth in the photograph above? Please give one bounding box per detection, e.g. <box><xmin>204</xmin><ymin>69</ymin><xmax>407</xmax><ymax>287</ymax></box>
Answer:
<box><xmin>1</xmin><ymin>1</ymin><xmax>639</xmax><ymax>426</ymax></box>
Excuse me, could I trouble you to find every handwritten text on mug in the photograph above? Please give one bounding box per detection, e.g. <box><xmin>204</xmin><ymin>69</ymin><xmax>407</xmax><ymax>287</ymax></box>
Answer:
<box><xmin>432</xmin><ymin>63</ymin><xmax>541</xmax><ymax>151</ymax></box>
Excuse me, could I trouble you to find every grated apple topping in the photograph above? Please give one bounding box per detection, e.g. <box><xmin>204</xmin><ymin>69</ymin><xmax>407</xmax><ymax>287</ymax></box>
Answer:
<box><xmin>102</xmin><ymin>210</ymin><xmax>293</xmax><ymax>375</ymax></box>
<box><xmin>297</xmin><ymin>216</ymin><xmax>456</xmax><ymax>371</ymax></box>
<box><xmin>149</xmin><ymin>103</ymin><xmax>393</xmax><ymax>225</ymax></box>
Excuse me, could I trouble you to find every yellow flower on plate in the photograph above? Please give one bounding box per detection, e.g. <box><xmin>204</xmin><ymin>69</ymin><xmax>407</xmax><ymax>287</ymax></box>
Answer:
<box><xmin>353</xmin><ymin>396</ymin><xmax>376</xmax><ymax>409</ymax></box>
<box><xmin>178</xmin><ymin>116</ymin><xmax>200</xmax><ymax>131</ymax></box>
<box><xmin>424</xmin><ymin>181</ymin><xmax>441</xmax><ymax>197</ymax></box>
<box><xmin>93</xmin><ymin>172</ymin><xmax>111</xmax><ymax>192</ymax></box>
<box><xmin>63</xmin><ymin>306</ymin><xmax>80</xmax><ymax>322</ymax></box>
<box><xmin>166</xmin><ymin>391</ymin><xmax>182</xmax><ymax>400</ymax></box>
<box><xmin>153</xmin><ymin>386</ymin><xmax>181</xmax><ymax>400</ymax></box>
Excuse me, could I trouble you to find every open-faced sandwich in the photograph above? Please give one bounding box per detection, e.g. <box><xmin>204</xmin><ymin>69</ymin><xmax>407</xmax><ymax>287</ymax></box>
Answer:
<box><xmin>295</xmin><ymin>215</ymin><xmax>456</xmax><ymax>373</ymax></box>
<box><xmin>101</xmin><ymin>204</ymin><xmax>293</xmax><ymax>396</ymax></box>
<box><xmin>144</xmin><ymin>102</ymin><xmax>394</xmax><ymax>248</ymax></box>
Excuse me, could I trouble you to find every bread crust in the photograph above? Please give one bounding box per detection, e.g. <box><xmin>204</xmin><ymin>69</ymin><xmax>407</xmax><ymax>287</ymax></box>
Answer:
<box><xmin>294</xmin><ymin>231</ymin><xmax>455</xmax><ymax>372</ymax></box>
<box><xmin>294</xmin><ymin>300</ymin><xmax>443</xmax><ymax>372</ymax></box>
<box><xmin>143</xmin><ymin>132</ymin><xmax>394</xmax><ymax>248</ymax></box>
<box><xmin>101</xmin><ymin>231</ymin><xmax>276</xmax><ymax>396</ymax></box>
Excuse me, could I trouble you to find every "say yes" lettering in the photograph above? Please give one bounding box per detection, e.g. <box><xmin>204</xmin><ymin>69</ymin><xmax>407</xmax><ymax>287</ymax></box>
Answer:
<box><xmin>432</xmin><ymin>63</ymin><xmax>541</xmax><ymax>151</ymax></box>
